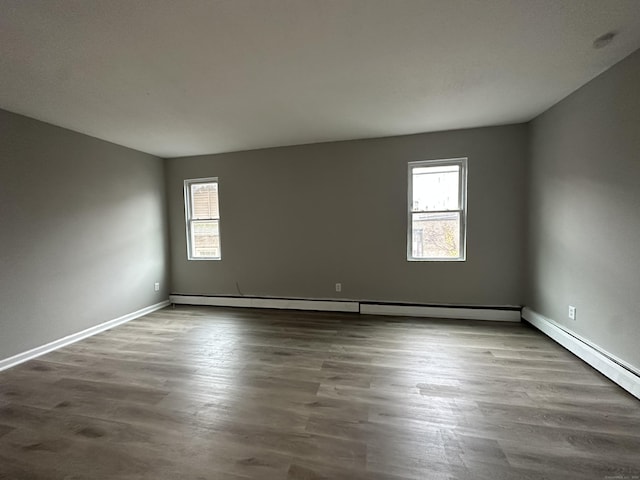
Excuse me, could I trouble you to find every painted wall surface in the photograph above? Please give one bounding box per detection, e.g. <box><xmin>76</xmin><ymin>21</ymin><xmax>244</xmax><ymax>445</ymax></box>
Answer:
<box><xmin>166</xmin><ymin>124</ymin><xmax>528</xmax><ymax>306</ymax></box>
<box><xmin>528</xmin><ymin>49</ymin><xmax>640</xmax><ymax>369</ymax></box>
<box><xmin>0</xmin><ymin>109</ymin><xmax>169</xmax><ymax>359</ymax></box>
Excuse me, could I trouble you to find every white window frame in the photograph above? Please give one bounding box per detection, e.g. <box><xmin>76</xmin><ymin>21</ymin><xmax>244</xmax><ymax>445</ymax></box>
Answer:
<box><xmin>184</xmin><ymin>177</ymin><xmax>221</xmax><ymax>261</ymax></box>
<box><xmin>407</xmin><ymin>157</ymin><xmax>468</xmax><ymax>262</ymax></box>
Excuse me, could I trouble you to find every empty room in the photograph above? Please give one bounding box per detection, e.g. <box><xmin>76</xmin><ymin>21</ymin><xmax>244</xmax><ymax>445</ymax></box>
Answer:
<box><xmin>1</xmin><ymin>1</ymin><xmax>639</xmax><ymax>478</ymax></box>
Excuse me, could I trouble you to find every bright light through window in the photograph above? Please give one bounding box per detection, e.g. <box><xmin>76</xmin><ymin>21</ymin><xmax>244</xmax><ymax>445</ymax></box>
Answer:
<box><xmin>184</xmin><ymin>178</ymin><xmax>221</xmax><ymax>260</ymax></box>
<box><xmin>408</xmin><ymin>158</ymin><xmax>467</xmax><ymax>261</ymax></box>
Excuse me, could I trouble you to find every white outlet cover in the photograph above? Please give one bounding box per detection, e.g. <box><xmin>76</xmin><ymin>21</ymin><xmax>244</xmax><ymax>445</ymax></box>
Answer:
<box><xmin>568</xmin><ymin>306</ymin><xmax>576</xmax><ymax>320</ymax></box>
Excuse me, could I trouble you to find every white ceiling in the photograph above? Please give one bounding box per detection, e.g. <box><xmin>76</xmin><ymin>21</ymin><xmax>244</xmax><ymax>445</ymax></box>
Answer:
<box><xmin>1</xmin><ymin>0</ymin><xmax>640</xmax><ymax>158</ymax></box>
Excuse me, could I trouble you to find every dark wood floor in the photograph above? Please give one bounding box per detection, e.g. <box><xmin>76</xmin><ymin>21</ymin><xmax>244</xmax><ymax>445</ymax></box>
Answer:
<box><xmin>0</xmin><ymin>306</ymin><xmax>639</xmax><ymax>479</ymax></box>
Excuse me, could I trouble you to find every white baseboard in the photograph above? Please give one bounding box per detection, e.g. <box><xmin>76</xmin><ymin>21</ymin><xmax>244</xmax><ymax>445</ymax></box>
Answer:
<box><xmin>170</xmin><ymin>295</ymin><xmax>519</xmax><ymax>321</ymax></box>
<box><xmin>170</xmin><ymin>295</ymin><xmax>360</xmax><ymax>313</ymax></box>
<box><xmin>0</xmin><ymin>300</ymin><xmax>170</xmax><ymax>372</ymax></box>
<box><xmin>522</xmin><ymin>307</ymin><xmax>640</xmax><ymax>400</ymax></box>
<box><xmin>360</xmin><ymin>303</ymin><xmax>521</xmax><ymax>322</ymax></box>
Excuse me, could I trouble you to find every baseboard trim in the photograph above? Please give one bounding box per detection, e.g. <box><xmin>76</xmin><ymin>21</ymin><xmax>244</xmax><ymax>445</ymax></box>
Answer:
<box><xmin>522</xmin><ymin>307</ymin><xmax>640</xmax><ymax>400</ymax></box>
<box><xmin>170</xmin><ymin>294</ymin><xmax>520</xmax><ymax>321</ymax></box>
<box><xmin>0</xmin><ymin>300</ymin><xmax>170</xmax><ymax>372</ymax></box>
<box><xmin>360</xmin><ymin>303</ymin><xmax>521</xmax><ymax>321</ymax></box>
<box><xmin>169</xmin><ymin>295</ymin><xmax>360</xmax><ymax>313</ymax></box>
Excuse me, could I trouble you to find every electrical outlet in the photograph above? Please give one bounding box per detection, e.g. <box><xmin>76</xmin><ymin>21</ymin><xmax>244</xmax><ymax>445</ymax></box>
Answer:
<box><xmin>568</xmin><ymin>305</ymin><xmax>576</xmax><ymax>320</ymax></box>
<box><xmin>335</xmin><ymin>283</ymin><xmax>342</xmax><ymax>292</ymax></box>
<box><xmin>154</xmin><ymin>282</ymin><xmax>160</xmax><ymax>292</ymax></box>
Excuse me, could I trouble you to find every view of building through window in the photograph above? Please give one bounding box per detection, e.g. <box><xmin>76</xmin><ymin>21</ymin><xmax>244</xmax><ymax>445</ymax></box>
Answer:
<box><xmin>184</xmin><ymin>163</ymin><xmax>464</xmax><ymax>262</ymax></box>
<box><xmin>185</xmin><ymin>179</ymin><xmax>221</xmax><ymax>259</ymax></box>
<box><xmin>409</xmin><ymin>159</ymin><xmax>466</xmax><ymax>260</ymax></box>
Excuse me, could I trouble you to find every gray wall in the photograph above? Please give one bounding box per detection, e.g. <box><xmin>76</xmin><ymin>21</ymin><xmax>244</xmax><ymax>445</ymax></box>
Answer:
<box><xmin>166</xmin><ymin>124</ymin><xmax>528</xmax><ymax>306</ymax></box>
<box><xmin>0</xmin><ymin>109</ymin><xmax>169</xmax><ymax>360</ymax></box>
<box><xmin>528</xmin><ymin>49</ymin><xmax>640</xmax><ymax>369</ymax></box>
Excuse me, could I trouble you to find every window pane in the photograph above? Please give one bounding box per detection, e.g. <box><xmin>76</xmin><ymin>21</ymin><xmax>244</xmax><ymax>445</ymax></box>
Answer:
<box><xmin>411</xmin><ymin>165</ymin><xmax>459</xmax><ymax>211</ymax></box>
<box><xmin>191</xmin><ymin>183</ymin><xmax>219</xmax><ymax>219</ymax></box>
<box><xmin>191</xmin><ymin>221</ymin><xmax>220</xmax><ymax>258</ymax></box>
<box><xmin>411</xmin><ymin>211</ymin><xmax>460</xmax><ymax>258</ymax></box>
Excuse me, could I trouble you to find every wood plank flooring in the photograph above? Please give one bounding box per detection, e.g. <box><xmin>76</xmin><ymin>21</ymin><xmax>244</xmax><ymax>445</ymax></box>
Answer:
<box><xmin>1</xmin><ymin>306</ymin><xmax>639</xmax><ymax>479</ymax></box>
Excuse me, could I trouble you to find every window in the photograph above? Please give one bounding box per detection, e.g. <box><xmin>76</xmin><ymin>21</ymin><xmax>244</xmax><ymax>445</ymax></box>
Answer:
<box><xmin>408</xmin><ymin>158</ymin><xmax>467</xmax><ymax>261</ymax></box>
<box><xmin>184</xmin><ymin>178</ymin><xmax>221</xmax><ymax>260</ymax></box>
